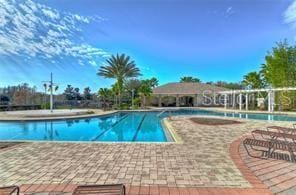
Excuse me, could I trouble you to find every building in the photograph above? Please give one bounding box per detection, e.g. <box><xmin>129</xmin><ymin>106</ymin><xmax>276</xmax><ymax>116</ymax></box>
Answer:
<box><xmin>151</xmin><ymin>82</ymin><xmax>227</xmax><ymax>107</ymax></box>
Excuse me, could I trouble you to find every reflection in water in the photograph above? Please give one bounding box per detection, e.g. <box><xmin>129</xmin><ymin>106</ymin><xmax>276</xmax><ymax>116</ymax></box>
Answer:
<box><xmin>84</xmin><ymin>118</ymin><xmax>91</xmax><ymax>123</ymax></box>
<box><xmin>102</xmin><ymin>114</ymin><xmax>125</xmax><ymax>141</ymax></box>
<box><xmin>98</xmin><ymin>117</ymin><xmax>113</xmax><ymax>132</ymax></box>
<box><xmin>43</xmin><ymin>121</ymin><xmax>59</xmax><ymax>140</ymax></box>
<box><xmin>19</xmin><ymin>122</ymin><xmax>29</xmax><ymax>136</ymax></box>
<box><xmin>66</xmin><ymin>120</ymin><xmax>74</xmax><ymax>127</ymax></box>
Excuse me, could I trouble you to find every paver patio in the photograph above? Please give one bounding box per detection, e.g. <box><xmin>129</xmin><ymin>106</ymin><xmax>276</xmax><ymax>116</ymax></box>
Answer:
<box><xmin>0</xmin><ymin>116</ymin><xmax>295</xmax><ymax>194</ymax></box>
<box><xmin>239</xmin><ymin>138</ymin><xmax>296</xmax><ymax>194</ymax></box>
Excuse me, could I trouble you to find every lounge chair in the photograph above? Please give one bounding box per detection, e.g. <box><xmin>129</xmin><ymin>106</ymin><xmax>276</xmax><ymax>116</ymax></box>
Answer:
<box><xmin>267</xmin><ymin>126</ymin><xmax>296</xmax><ymax>135</ymax></box>
<box><xmin>243</xmin><ymin>138</ymin><xmax>296</xmax><ymax>162</ymax></box>
<box><xmin>251</xmin><ymin>129</ymin><xmax>296</xmax><ymax>143</ymax></box>
<box><xmin>73</xmin><ymin>184</ymin><xmax>125</xmax><ymax>195</ymax></box>
<box><xmin>0</xmin><ymin>186</ymin><xmax>19</xmax><ymax>195</ymax></box>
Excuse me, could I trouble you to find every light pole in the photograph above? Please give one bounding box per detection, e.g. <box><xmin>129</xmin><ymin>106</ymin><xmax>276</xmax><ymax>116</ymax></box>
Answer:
<box><xmin>131</xmin><ymin>89</ymin><xmax>135</xmax><ymax>109</ymax></box>
<box><xmin>43</xmin><ymin>72</ymin><xmax>58</xmax><ymax>113</ymax></box>
<box><xmin>43</xmin><ymin>83</ymin><xmax>47</xmax><ymax>110</ymax></box>
<box><xmin>50</xmin><ymin>73</ymin><xmax>53</xmax><ymax>112</ymax></box>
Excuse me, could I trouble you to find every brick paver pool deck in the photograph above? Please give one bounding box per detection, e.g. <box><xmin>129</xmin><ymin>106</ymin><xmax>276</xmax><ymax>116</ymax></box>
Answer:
<box><xmin>0</xmin><ymin>116</ymin><xmax>295</xmax><ymax>194</ymax></box>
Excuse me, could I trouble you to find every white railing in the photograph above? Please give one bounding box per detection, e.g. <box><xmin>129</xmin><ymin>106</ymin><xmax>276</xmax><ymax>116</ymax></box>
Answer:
<box><xmin>157</xmin><ymin>110</ymin><xmax>166</xmax><ymax>117</ymax></box>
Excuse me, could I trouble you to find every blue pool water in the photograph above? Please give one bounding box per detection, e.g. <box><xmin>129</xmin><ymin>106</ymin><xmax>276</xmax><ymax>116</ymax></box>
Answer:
<box><xmin>0</xmin><ymin>112</ymin><xmax>168</xmax><ymax>142</ymax></box>
<box><xmin>0</xmin><ymin>109</ymin><xmax>295</xmax><ymax>142</ymax></box>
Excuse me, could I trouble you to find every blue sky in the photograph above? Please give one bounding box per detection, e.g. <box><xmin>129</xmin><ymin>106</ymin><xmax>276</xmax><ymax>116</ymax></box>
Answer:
<box><xmin>0</xmin><ymin>0</ymin><xmax>296</xmax><ymax>93</ymax></box>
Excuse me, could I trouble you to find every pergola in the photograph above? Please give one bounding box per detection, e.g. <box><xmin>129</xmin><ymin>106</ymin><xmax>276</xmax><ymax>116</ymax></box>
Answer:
<box><xmin>218</xmin><ymin>87</ymin><xmax>296</xmax><ymax>112</ymax></box>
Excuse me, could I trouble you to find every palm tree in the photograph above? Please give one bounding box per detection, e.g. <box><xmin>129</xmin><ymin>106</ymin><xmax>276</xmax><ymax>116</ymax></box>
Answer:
<box><xmin>242</xmin><ymin>71</ymin><xmax>264</xmax><ymax>89</ymax></box>
<box><xmin>111</xmin><ymin>83</ymin><xmax>119</xmax><ymax>107</ymax></box>
<box><xmin>139</xmin><ymin>80</ymin><xmax>153</xmax><ymax>108</ymax></box>
<box><xmin>149</xmin><ymin>77</ymin><xmax>159</xmax><ymax>88</ymax></box>
<box><xmin>97</xmin><ymin>54</ymin><xmax>141</xmax><ymax>107</ymax></box>
<box><xmin>180</xmin><ymin>76</ymin><xmax>201</xmax><ymax>83</ymax></box>
<box><xmin>98</xmin><ymin>88</ymin><xmax>112</xmax><ymax>110</ymax></box>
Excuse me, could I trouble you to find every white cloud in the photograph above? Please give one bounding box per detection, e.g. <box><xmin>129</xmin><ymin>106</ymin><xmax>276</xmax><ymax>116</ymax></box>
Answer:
<box><xmin>0</xmin><ymin>0</ymin><xmax>108</xmax><ymax>66</ymax></box>
<box><xmin>224</xmin><ymin>6</ymin><xmax>235</xmax><ymax>18</ymax></box>
<box><xmin>42</xmin><ymin>8</ymin><xmax>60</xmax><ymax>20</ymax></box>
<box><xmin>284</xmin><ymin>0</ymin><xmax>296</xmax><ymax>28</ymax></box>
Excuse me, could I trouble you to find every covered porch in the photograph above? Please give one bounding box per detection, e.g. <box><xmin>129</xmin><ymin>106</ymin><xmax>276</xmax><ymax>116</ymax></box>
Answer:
<box><xmin>152</xmin><ymin>82</ymin><xmax>227</xmax><ymax>107</ymax></box>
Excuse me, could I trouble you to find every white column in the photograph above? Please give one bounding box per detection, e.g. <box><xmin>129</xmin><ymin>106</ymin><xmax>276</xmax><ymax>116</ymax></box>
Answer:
<box><xmin>245</xmin><ymin>93</ymin><xmax>249</xmax><ymax>111</ymax></box>
<box><xmin>272</xmin><ymin>91</ymin><xmax>275</xmax><ymax>112</ymax></box>
<box><xmin>269</xmin><ymin>91</ymin><xmax>275</xmax><ymax>112</ymax></box>
<box><xmin>232</xmin><ymin>92</ymin><xmax>235</xmax><ymax>109</ymax></box>
<box><xmin>268</xmin><ymin>91</ymin><xmax>271</xmax><ymax>112</ymax></box>
<box><xmin>176</xmin><ymin>95</ymin><xmax>180</xmax><ymax>107</ymax></box>
<box><xmin>158</xmin><ymin>95</ymin><xmax>162</xmax><ymax>107</ymax></box>
<box><xmin>224</xmin><ymin>94</ymin><xmax>227</xmax><ymax>109</ymax></box>
<box><xmin>194</xmin><ymin>94</ymin><xmax>199</xmax><ymax>107</ymax></box>
<box><xmin>239</xmin><ymin>93</ymin><xmax>242</xmax><ymax>110</ymax></box>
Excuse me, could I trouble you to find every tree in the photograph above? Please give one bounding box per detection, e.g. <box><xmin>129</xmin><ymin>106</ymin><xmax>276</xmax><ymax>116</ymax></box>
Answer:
<box><xmin>180</xmin><ymin>76</ymin><xmax>201</xmax><ymax>83</ymax></box>
<box><xmin>13</xmin><ymin>90</ymin><xmax>27</xmax><ymax>105</ymax></box>
<box><xmin>111</xmin><ymin>82</ymin><xmax>120</xmax><ymax>106</ymax></box>
<box><xmin>149</xmin><ymin>77</ymin><xmax>159</xmax><ymax>88</ymax></box>
<box><xmin>242</xmin><ymin>71</ymin><xmax>264</xmax><ymax>89</ymax></box>
<box><xmin>214</xmin><ymin>81</ymin><xmax>242</xmax><ymax>89</ymax></box>
<box><xmin>83</xmin><ymin>87</ymin><xmax>92</xmax><ymax>100</ymax></box>
<box><xmin>260</xmin><ymin>40</ymin><xmax>296</xmax><ymax>110</ymax></box>
<box><xmin>124</xmin><ymin>79</ymin><xmax>142</xmax><ymax>103</ymax></box>
<box><xmin>74</xmin><ymin>88</ymin><xmax>82</xmax><ymax>100</ymax></box>
<box><xmin>261</xmin><ymin>40</ymin><xmax>296</xmax><ymax>88</ymax></box>
<box><xmin>124</xmin><ymin>79</ymin><xmax>142</xmax><ymax>93</ymax></box>
<box><xmin>64</xmin><ymin>85</ymin><xmax>75</xmax><ymax>100</ymax></box>
<box><xmin>98</xmin><ymin>88</ymin><xmax>112</xmax><ymax>110</ymax></box>
<box><xmin>139</xmin><ymin>79</ymin><xmax>153</xmax><ymax>107</ymax></box>
<box><xmin>97</xmin><ymin>54</ymin><xmax>141</xmax><ymax>107</ymax></box>
<box><xmin>0</xmin><ymin>95</ymin><xmax>9</xmax><ymax>105</ymax></box>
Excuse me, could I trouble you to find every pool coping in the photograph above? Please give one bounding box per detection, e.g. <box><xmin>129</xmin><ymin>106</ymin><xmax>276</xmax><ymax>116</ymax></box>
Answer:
<box><xmin>200</xmin><ymin>107</ymin><xmax>296</xmax><ymax>116</ymax></box>
<box><xmin>1</xmin><ymin>108</ymin><xmax>296</xmax><ymax>122</ymax></box>
<box><xmin>162</xmin><ymin>118</ymin><xmax>183</xmax><ymax>143</ymax></box>
<box><xmin>0</xmin><ymin>110</ymin><xmax>118</xmax><ymax>121</ymax></box>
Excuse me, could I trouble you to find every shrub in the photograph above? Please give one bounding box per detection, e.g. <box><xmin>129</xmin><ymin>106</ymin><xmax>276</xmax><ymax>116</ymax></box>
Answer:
<box><xmin>41</xmin><ymin>102</ymin><xmax>50</xmax><ymax>109</ymax></box>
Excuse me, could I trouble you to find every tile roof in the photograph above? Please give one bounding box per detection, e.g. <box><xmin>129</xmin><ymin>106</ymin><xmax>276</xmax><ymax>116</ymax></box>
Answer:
<box><xmin>153</xmin><ymin>82</ymin><xmax>227</xmax><ymax>95</ymax></box>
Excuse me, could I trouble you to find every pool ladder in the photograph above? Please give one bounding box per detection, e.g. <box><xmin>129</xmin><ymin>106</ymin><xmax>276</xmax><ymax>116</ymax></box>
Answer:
<box><xmin>157</xmin><ymin>110</ymin><xmax>166</xmax><ymax>117</ymax></box>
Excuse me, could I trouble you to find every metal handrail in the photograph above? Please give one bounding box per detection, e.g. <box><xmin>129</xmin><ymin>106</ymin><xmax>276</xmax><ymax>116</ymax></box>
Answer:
<box><xmin>157</xmin><ymin>110</ymin><xmax>166</xmax><ymax>117</ymax></box>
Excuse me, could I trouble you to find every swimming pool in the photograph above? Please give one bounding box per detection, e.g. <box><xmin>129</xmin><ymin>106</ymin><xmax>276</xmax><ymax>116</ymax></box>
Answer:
<box><xmin>0</xmin><ymin>112</ymin><xmax>170</xmax><ymax>142</ymax></box>
<box><xmin>0</xmin><ymin>109</ymin><xmax>295</xmax><ymax>142</ymax></box>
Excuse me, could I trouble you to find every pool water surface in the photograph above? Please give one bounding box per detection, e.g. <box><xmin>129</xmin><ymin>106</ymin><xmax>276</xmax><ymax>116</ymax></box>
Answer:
<box><xmin>0</xmin><ymin>109</ymin><xmax>295</xmax><ymax>142</ymax></box>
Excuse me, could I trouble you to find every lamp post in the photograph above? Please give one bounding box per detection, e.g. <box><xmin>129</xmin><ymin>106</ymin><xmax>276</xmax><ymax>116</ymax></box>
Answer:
<box><xmin>131</xmin><ymin>89</ymin><xmax>135</xmax><ymax>109</ymax></box>
<box><xmin>42</xmin><ymin>72</ymin><xmax>58</xmax><ymax>113</ymax></box>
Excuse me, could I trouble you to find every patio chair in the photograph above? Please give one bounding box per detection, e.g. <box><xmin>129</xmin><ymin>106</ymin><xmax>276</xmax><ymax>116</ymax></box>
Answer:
<box><xmin>73</xmin><ymin>184</ymin><xmax>125</xmax><ymax>195</ymax></box>
<box><xmin>267</xmin><ymin>126</ymin><xmax>296</xmax><ymax>135</ymax></box>
<box><xmin>251</xmin><ymin>129</ymin><xmax>296</xmax><ymax>143</ymax></box>
<box><xmin>243</xmin><ymin>138</ymin><xmax>296</xmax><ymax>162</ymax></box>
<box><xmin>0</xmin><ymin>186</ymin><xmax>19</xmax><ymax>195</ymax></box>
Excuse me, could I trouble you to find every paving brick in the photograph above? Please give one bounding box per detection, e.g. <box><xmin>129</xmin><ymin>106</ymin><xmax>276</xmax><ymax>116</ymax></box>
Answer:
<box><xmin>1</xmin><ymin>116</ymin><xmax>294</xmax><ymax>194</ymax></box>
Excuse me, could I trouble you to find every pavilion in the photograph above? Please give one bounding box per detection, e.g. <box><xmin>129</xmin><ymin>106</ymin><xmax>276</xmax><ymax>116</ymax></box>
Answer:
<box><xmin>151</xmin><ymin>82</ymin><xmax>226</xmax><ymax>107</ymax></box>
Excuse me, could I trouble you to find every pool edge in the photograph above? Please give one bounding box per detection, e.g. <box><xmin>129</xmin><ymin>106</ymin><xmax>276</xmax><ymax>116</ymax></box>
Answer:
<box><xmin>162</xmin><ymin>118</ymin><xmax>183</xmax><ymax>144</ymax></box>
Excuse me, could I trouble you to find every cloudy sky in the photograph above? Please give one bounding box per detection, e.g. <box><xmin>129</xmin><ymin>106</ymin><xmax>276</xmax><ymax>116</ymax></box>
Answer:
<box><xmin>0</xmin><ymin>0</ymin><xmax>295</xmax><ymax>92</ymax></box>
